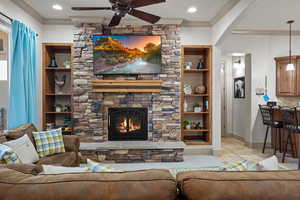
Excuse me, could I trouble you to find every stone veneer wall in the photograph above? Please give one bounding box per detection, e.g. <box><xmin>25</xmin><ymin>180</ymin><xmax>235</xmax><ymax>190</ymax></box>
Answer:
<box><xmin>73</xmin><ymin>24</ymin><xmax>181</xmax><ymax>142</ymax></box>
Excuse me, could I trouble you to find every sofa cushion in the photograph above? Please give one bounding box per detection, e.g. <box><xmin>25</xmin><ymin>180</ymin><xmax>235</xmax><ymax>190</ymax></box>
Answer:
<box><xmin>36</xmin><ymin>152</ymin><xmax>78</xmax><ymax>167</ymax></box>
<box><xmin>177</xmin><ymin>170</ymin><xmax>300</xmax><ymax>200</ymax></box>
<box><xmin>33</xmin><ymin>128</ymin><xmax>65</xmax><ymax>157</ymax></box>
<box><xmin>4</xmin><ymin>134</ymin><xmax>39</xmax><ymax>164</ymax></box>
<box><xmin>5</xmin><ymin>124</ymin><xmax>37</xmax><ymax>146</ymax></box>
<box><xmin>0</xmin><ymin>168</ymin><xmax>177</xmax><ymax>200</ymax></box>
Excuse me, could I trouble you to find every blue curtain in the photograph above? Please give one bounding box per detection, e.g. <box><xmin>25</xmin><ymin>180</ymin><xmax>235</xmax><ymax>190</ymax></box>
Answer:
<box><xmin>8</xmin><ymin>20</ymin><xmax>37</xmax><ymax>129</ymax></box>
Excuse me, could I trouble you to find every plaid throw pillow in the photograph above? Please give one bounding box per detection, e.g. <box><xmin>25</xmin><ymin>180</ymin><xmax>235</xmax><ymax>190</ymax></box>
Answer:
<box><xmin>0</xmin><ymin>144</ymin><xmax>21</xmax><ymax>164</ymax></box>
<box><xmin>33</xmin><ymin>128</ymin><xmax>65</xmax><ymax>157</ymax></box>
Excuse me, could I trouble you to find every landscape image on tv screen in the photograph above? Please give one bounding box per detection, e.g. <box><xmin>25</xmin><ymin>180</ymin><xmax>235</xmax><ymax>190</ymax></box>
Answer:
<box><xmin>93</xmin><ymin>35</ymin><xmax>161</xmax><ymax>74</ymax></box>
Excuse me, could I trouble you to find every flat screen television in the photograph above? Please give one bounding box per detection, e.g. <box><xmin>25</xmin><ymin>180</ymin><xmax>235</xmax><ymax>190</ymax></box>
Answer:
<box><xmin>93</xmin><ymin>35</ymin><xmax>161</xmax><ymax>75</ymax></box>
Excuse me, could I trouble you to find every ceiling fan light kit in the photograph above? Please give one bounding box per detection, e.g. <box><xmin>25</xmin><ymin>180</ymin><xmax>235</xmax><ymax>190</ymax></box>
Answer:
<box><xmin>72</xmin><ymin>0</ymin><xmax>166</xmax><ymax>27</ymax></box>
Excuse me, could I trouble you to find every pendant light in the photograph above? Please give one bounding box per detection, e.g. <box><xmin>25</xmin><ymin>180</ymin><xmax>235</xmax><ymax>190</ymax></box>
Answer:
<box><xmin>286</xmin><ymin>20</ymin><xmax>295</xmax><ymax>71</ymax></box>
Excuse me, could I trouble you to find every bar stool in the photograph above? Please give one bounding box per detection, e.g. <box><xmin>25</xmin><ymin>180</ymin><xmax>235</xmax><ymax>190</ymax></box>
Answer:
<box><xmin>259</xmin><ymin>105</ymin><xmax>283</xmax><ymax>154</ymax></box>
<box><xmin>281</xmin><ymin>107</ymin><xmax>300</xmax><ymax>163</ymax></box>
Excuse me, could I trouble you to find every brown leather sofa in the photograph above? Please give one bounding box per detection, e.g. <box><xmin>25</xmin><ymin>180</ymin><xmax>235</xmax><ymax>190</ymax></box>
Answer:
<box><xmin>177</xmin><ymin>170</ymin><xmax>300</xmax><ymax>200</ymax></box>
<box><xmin>0</xmin><ymin>124</ymin><xmax>80</xmax><ymax>167</ymax></box>
<box><xmin>0</xmin><ymin>167</ymin><xmax>177</xmax><ymax>200</ymax></box>
<box><xmin>1</xmin><ymin>165</ymin><xmax>300</xmax><ymax>199</ymax></box>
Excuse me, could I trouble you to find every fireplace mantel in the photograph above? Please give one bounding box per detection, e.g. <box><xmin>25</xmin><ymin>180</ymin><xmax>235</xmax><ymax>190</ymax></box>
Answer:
<box><xmin>91</xmin><ymin>80</ymin><xmax>163</xmax><ymax>93</ymax></box>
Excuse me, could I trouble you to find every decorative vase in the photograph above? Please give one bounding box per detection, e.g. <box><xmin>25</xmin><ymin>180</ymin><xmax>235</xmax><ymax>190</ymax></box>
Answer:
<box><xmin>195</xmin><ymin>85</ymin><xmax>206</xmax><ymax>94</ymax></box>
<box><xmin>184</xmin><ymin>101</ymin><xmax>188</xmax><ymax>112</ymax></box>
<box><xmin>49</xmin><ymin>57</ymin><xmax>58</xmax><ymax>67</ymax></box>
<box><xmin>197</xmin><ymin>59</ymin><xmax>205</xmax><ymax>69</ymax></box>
<box><xmin>186</xmin><ymin>124</ymin><xmax>191</xmax><ymax>130</ymax></box>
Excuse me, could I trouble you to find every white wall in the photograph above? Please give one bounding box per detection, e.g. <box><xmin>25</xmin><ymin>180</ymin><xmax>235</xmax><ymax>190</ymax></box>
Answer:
<box><xmin>43</xmin><ymin>25</ymin><xmax>78</xmax><ymax>43</ymax></box>
<box><xmin>220</xmin><ymin>33</ymin><xmax>300</xmax><ymax>144</ymax></box>
<box><xmin>0</xmin><ymin>0</ymin><xmax>43</xmax><ymax>129</ymax></box>
<box><xmin>180</xmin><ymin>27</ymin><xmax>212</xmax><ymax>45</ymax></box>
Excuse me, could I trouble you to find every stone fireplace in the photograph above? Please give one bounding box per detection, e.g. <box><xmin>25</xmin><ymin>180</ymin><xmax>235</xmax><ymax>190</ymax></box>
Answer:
<box><xmin>108</xmin><ymin>107</ymin><xmax>148</xmax><ymax>141</ymax></box>
<box><xmin>73</xmin><ymin>24</ymin><xmax>184</xmax><ymax>163</ymax></box>
<box><xmin>73</xmin><ymin>24</ymin><xmax>181</xmax><ymax>143</ymax></box>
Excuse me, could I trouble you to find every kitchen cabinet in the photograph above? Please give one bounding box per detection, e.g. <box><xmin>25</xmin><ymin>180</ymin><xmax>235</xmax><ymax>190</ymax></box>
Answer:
<box><xmin>275</xmin><ymin>56</ymin><xmax>300</xmax><ymax>96</ymax></box>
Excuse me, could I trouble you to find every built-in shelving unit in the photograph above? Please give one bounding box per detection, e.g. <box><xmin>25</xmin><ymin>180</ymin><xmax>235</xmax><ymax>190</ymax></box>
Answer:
<box><xmin>42</xmin><ymin>43</ymin><xmax>73</xmax><ymax>134</ymax></box>
<box><xmin>181</xmin><ymin>45</ymin><xmax>212</xmax><ymax>145</ymax></box>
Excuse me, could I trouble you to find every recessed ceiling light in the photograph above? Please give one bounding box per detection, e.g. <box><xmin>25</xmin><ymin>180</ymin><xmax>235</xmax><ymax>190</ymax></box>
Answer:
<box><xmin>52</xmin><ymin>4</ymin><xmax>63</xmax><ymax>11</ymax></box>
<box><xmin>187</xmin><ymin>6</ymin><xmax>197</xmax><ymax>13</ymax></box>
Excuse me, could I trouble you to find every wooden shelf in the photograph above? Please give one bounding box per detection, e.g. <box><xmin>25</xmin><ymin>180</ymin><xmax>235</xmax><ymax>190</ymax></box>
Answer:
<box><xmin>45</xmin><ymin>112</ymin><xmax>72</xmax><ymax>114</ymax></box>
<box><xmin>183</xmin><ymin>112</ymin><xmax>209</xmax><ymax>115</ymax></box>
<box><xmin>184</xmin><ymin>141</ymin><xmax>211</xmax><ymax>145</ymax></box>
<box><xmin>184</xmin><ymin>94</ymin><xmax>209</xmax><ymax>97</ymax></box>
<box><xmin>183</xmin><ymin>129</ymin><xmax>209</xmax><ymax>132</ymax></box>
<box><xmin>45</xmin><ymin>67</ymin><xmax>71</xmax><ymax>71</ymax></box>
<box><xmin>184</xmin><ymin>69</ymin><xmax>209</xmax><ymax>73</ymax></box>
<box><xmin>92</xmin><ymin>89</ymin><xmax>161</xmax><ymax>93</ymax></box>
<box><xmin>92</xmin><ymin>80</ymin><xmax>163</xmax><ymax>93</ymax></box>
<box><xmin>46</xmin><ymin>93</ymin><xmax>72</xmax><ymax>96</ymax></box>
<box><xmin>181</xmin><ymin>45</ymin><xmax>212</xmax><ymax>145</ymax></box>
<box><xmin>42</xmin><ymin>43</ymin><xmax>73</xmax><ymax>133</ymax></box>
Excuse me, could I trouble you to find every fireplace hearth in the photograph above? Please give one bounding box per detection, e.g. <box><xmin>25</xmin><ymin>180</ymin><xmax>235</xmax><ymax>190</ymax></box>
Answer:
<box><xmin>108</xmin><ymin>108</ymin><xmax>148</xmax><ymax>141</ymax></box>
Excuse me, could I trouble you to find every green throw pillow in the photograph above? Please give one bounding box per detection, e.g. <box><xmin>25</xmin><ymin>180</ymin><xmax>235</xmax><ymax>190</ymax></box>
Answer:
<box><xmin>33</xmin><ymin>128</ymin><xmax>65</xmax><ymax>157</ymax></box>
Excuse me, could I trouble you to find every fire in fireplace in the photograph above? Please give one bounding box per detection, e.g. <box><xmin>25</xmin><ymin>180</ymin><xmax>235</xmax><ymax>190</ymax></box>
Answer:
<box><xmin>108</xmin><ymin>108</ymin><xmax>148</xmax><ymax>141</ymax></box>
<box><xmin>118</xmin><ymin>118</ymin><xmax>141</xmax><ymax>134</ymax></box>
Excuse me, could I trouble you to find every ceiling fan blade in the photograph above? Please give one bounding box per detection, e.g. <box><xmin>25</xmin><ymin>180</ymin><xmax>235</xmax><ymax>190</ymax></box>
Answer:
<box><xmin>72</xmin><ymin>7</ymin><xmax>112</xmax><ymax>11</ymax></box>
<box><xmin>129</xmin><ymin>9</ymin><xmax>161</xmax><ymax>24</ymax></box>
<box><xmin>131</xmin><ymin>0</ymin><xmax>166</xmax><ymax>8</ymax></box>
<box><xmin>109</xmin><ymin>14</ymin><xmax>122</xmax><ymax>27</ymax></box>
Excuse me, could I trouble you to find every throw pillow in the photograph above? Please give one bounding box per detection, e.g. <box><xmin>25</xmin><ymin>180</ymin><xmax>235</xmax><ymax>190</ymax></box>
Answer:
<box><xmin>42</xmin><ymin>165</ymin><xmax>89</xmax><ymax>175</ymax></box>
<box><xmin>33</xmin><ymin>128</ymin><xmax>65</xmax><ymax>157</ymax></box>
<box><xmin>0</xmin><ymin>144</ymin><xmax>21</xmax><ymax>164</ymax></box>
<box><xmin>4</xmin><ymin>134</ymin><xmax>39</xmax><ymax>164</ymax></box>
<box><xmin>219</xmin><ymin>160</ymin><xmax>248</xmax><ymax>171</ymax></box>
<box><xmin>256</xmin><ymin>156</ymin><xmax>279</xmax><ymax>171</ymax></box>
<box><xmin>86</xmin><ymin>159</ymin><xmax>115</xmax><ymax>172</ymax></box>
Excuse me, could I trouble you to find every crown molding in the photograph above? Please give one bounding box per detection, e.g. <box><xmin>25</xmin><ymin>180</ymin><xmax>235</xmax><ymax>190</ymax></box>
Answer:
<box><xmin>232</xmin><ymin>29</ymin><xmax>300</xmax><ymax>36</ymax></box>
<box><xmin>11</xmin><ymin>0</ymin><xmax>45</xmax><ymax>24</ymax></box>
<box><xmin>71</xmin><ymin>16</ymin><xmax>183</xmax><ymax>27</ymax></box>
<box><xmin>181</xmin><ymin>20</ymin><xmax>211</xmax><ymax>27</ymax></box>
<box><xmin>43</xmin><ymin>18</ymin><xmax>73</xmax><ymax>25</ymax></box>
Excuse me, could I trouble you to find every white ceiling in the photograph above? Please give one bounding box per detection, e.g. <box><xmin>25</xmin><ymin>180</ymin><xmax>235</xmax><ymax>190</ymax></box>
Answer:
<box><xmin>22</xmin><ymin>0</ymin><xmax>233</xmax><ymax>22</ymax></box>
<box><xmin>233</xmin><ymin>0</ymin><xmax>300</xmax><ymax>30</ymax></box>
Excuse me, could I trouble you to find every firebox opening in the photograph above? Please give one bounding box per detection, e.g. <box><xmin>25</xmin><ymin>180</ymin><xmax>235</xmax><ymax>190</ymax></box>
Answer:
<box><xmin>108</xmin><ymin>107</ymin><xmax>148</xmax><ymax>141</ymax></box>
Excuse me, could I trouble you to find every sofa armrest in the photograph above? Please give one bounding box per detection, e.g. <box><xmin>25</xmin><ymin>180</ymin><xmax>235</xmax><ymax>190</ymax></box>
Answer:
<box><xmin>63</xmin><ymin>135</ymin><xmax>80</xmax><ymax>153</ymax></box>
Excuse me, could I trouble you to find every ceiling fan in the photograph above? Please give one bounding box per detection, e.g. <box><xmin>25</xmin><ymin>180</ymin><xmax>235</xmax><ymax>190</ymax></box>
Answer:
<box><xmin>72</xmin><ymin>0</ymin><xmax>166</xmax><ymax>27</ymax></box>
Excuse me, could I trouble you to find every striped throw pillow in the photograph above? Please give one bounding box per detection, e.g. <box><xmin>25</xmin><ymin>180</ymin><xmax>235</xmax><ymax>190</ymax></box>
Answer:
<box><xmin>33</xmin><ymin>128</ymin><xmax>65</xmax><ymax>157</ymax></box>
<box><xmin>0</xmin><ymin>144</ymin><xmax>21</xmax><ymax>164</ymax></box>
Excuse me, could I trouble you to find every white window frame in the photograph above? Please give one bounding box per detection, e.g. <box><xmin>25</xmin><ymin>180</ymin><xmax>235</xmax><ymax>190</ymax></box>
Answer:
<box><xmin>0</xmin><ymin>20</ymin><xmax>11</xmax><ymax>82</ymax></box>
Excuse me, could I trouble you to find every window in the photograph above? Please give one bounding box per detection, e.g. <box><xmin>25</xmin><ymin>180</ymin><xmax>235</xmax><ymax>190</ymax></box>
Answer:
<box><xmin>0</xmin><ymin>60</ymin><xmax>7</xmax><ymax>81</ymax></box>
